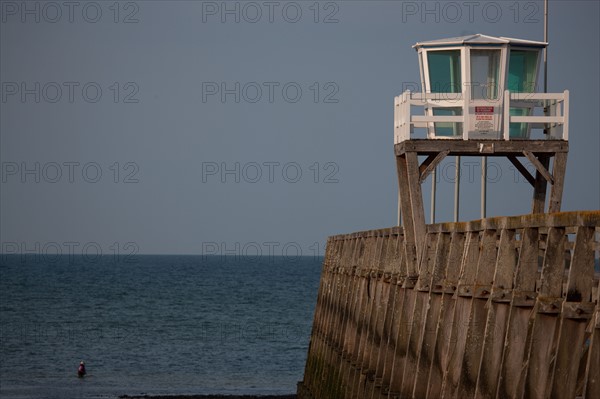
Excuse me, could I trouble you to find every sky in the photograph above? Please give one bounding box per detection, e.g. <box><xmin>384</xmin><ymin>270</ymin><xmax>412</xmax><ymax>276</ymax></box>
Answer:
<box><xmin>1</xmin><ymin>0</ymin><xmax>599</xmax><ymax>256</ymax></box>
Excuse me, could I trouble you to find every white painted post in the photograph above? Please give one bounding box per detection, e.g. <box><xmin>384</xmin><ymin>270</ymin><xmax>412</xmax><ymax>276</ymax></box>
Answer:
<box><xmin>563</xmin><ymin>90</ymin><xmax>569</xmax><ymax>141</ymax></box>
<box><xmin>481</xmin><ymin>157</ymin><xmax>487</xmax><ymax>219</ymax></box>
<box><xmin>430</xmin><ymin>169</ymin><xmax>436</xmax><ymax>223</ymax></box>
<box><xmin>462</xmin><ymin>47</ymin><xmax>469</xmax><ymax>140</ymax></box>
<box><xmin>394</xmin><ymin>96</ymin><xmax>399</xmax><ymax>143</ymax></box>
<box><xmin>504</xmin><ymin>90</ymin><xmax>511</xmax><ymax>140</ymax></box>
<box><xmin>403</xmin><ymin>91</ymin><xmax>410</xmax><ymax>141</ymax></box>
<box><xmin>454</xmin><ymin>156</ymin><xmax>461</xmax><ymax>222</ymax></box>
<box><xmin>544</xmin><ymin>0</ymin><xmax>549</xmax><ymax>94</ymax></box>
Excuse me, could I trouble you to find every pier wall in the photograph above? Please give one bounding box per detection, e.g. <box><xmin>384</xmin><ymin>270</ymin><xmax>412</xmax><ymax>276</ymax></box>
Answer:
<box><xmin>298</xmin><ymin>211</ymin><xmax>600</xmax><ymax>399</ymax></box>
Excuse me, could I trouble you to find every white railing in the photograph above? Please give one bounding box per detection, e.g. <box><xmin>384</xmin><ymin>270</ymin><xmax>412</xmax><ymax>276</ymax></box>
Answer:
<box><xmin>394</xmin><ymin>90</ymin><xmax>569</xmax><ymax>143</ymax></box>
<box><xmin>502</xmin><ymin>90</ymin><xmax>569</xmax><ymax>141</ymax></box>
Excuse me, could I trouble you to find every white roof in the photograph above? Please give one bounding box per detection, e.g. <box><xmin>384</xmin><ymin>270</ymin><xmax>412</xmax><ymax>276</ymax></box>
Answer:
<box><xmin>413</xmin><ymin>34</ymin><xmax>547</xmax><ymax>49</ymax></box>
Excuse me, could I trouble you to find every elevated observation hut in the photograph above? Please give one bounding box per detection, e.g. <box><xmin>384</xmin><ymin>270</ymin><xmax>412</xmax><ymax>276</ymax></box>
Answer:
<box><xmin>394</xmin><ymin>34</ymin><xmax>570</xmax><ymax>262</ymax></box>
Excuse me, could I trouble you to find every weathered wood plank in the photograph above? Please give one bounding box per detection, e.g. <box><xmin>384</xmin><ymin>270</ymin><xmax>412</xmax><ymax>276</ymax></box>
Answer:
<box><xmin>308</xmin><ymin>269</ymin><xmax>332</xmax><ymax>396</ymax></box>
<box><xmin>302</xmin><ymin>239</ymin><xmax>330</xmax><ymax>392</ymax></box>
<box><xmin>406</xmin><ymin>152</ymin><xmax>427</xmax><ymax>267</ymax></box>
<box><xmin>507</xmin><ymin>155</ymin><xmax>536</xmax><ymax>187</ymax></box>
<box><xmin>420</xmin><ymin>150</ymin><xmax>450</xmax><ymax>183</ymax></box>
<box><xmin>388</xmin><ymin>278</ymin><xmax>420</xmax><ymax>395</ymax></box>
<box><xmin>583</xmin><ymin>281</ymin><xmax>600</xmax><ymax>399</ymax></box>
<box><xmin>334</xmin><ymin>240</ymin><xmax>357</xmax><ymax>393</ymax></box>
<box><xmin>398</xmin><ymin>233</ymin><xmax>439</xmax><ymax>397</ymax></box>
<box><xmin>548</xmin><ymin>151</ymin><xmax>568</xmax><ymax>213</ymax></box>
<box><xmin>413</xmin><ymin>232</ymin><xmax>452</xmax><ymax>398</ymax></box>
<box><xmin>426</xmin><ymin>231</ymin><xmax>466</xmax><ymax>399</ymax></box>
<box><xmin>338</xmin><ymin>211</ymin><xmax>600</xmax><ymax>239</ymax></box>
<box><xmin>363</xmin><ymin>272</ymin><xmax>384</xmax><ymax>395</ymax></box>
<box><xmin>352</xmin><ymin>237</ymin><xmax>378</xmax><ymax>397</ymax></box>
<box><xmin>419</xmin><ymin>154</ymin><xmax>438</xmax><ymax>175</ymax></box>
<box><xmin>345</xmin><ymin>238</ymin><xmax>370</xmax><ymax>398</ymax></box>
<box><xmin>550</xmin><ymin>226</ymin><xmax>596</xmax><ymax>398</ymax></box>
<box><xmin>341</xmin><ymin>237</ymin><xmax>362</xmax><ymax>356</ymax></box>
<box><xmin>359</xmin><ymin>235</ymin><xmax>382</xmax><ymax>395</ymax></box>
<box><xmin>380</xmin><ymin>234</ymin><xmax>406</xmax><ymax>392</ymax></box>
<box><xmin>370</xmin><ymin>282</ymin><xmax>397</xmax><ymax>396</ymax></box>
<box><xmin>385</xmin><ymin>280</ymin><xmax>408</xmax><ymax>397</ymax></box>
<box><xmin>495</xmin><ymin>227</ymin><xmax>539</xmax><ymax>399</ymax></box>
<box><xmin>475</xmin><ymin>229</ymin><xmax>517</xmax><ymax>399</ymax></box>
<box><xmin>368</xmin><ymin>236</ymin><xmax>396</xmax><ymax>398</ymax></box>
<box><xmin>531</xmin><ymin>155</ymin><xmax>550</xmax><ymax>213</ymax></box>
<box><xmin>523</xmin><ymin>227</ymin><xmax>566</xmax><ymax>398</ymax></box>
<box><xmin>395</xmin><ymin>139</ymin><xmax>569</xmax><ymax>156</ymax></box>
<box><xmin>364</xmin><ymin>237</ymin><xmax>385</xmax><ymax>384</ymax></box>
<box><xmin>441</xmin><ymin>230</ymin><xmax>481</xmax><ymax>398</ymax></box>
<box><xmin>397</xmin><ymin>155</ymin><xmax>419</xmax><ymax>279</ymax></box>
<box><xmin>341</xmin><ymin>251</ymin><xmax>363</xmax><ymax>397</ymax></box>
<box><xmin>321</xmin><ymin>244</ymin><xmax>346</xmax><ymax>399</ymax></box>
<box><xmin>456</xmin><ymin>229</ymin><xmax>498</xmax><ymax>398</ymax></box>
<box><xmin>524</xmin><ymin>151</ymin><xmax>555</xmax><ymax>184</ymax></box>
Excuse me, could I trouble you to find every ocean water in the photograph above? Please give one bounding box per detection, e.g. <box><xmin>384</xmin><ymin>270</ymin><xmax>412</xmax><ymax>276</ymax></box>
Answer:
<box><xmin>0</xmin><ymin>255</ymin><xmax>322</xmax><ymax>399</ymax></box>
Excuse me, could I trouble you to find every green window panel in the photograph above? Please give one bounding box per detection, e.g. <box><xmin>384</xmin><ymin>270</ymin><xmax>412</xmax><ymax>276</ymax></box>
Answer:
<box><xmin>427</xmin><ymin>50</ymin><xmax>462</xmax><ymax>136</ymax></box>
<box><xmin>427</xmin><ymin>50</ymin><xmax>461</xmax><ymax>93</ymax></box>
<box><xmin>508</xmin><ymin>50</ymin><xmax>539</xmax><ymax>138</ymax></box>
<box><xmin>508</xmin><ymin>50</ymin><xmax>538</xmax><ymax>93</ymax></box>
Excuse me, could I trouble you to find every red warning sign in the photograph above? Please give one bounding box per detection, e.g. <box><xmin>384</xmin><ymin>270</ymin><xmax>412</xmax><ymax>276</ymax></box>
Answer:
<box><xmin>475</xmin><ymin>106</ymin><xmax>494</xmax><ymax>113</ymax></box>
<box><xmin>476</xmin><ymin>106</ymin><xmax>494</xmax><ymax>121</ymax></box>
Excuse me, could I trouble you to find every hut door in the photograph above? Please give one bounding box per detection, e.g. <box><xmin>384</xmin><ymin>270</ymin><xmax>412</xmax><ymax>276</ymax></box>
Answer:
<box><xmin>468</xmin><ymin>49</ymin><xmax>504</xmax><ymax>139</ymax></box>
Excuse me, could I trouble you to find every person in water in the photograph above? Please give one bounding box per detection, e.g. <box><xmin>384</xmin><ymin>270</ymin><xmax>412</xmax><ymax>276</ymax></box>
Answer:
<box><xmin>78</xmin><ymin>361</ymin><xmax>86</xmax><ymax>377</ymax></box>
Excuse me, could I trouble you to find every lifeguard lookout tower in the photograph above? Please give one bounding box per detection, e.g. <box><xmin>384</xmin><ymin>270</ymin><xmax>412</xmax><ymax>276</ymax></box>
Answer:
<box><xmin>299</xmin><ymin>34</ymin><xmax>599</xmax><ymax>399</ymax></box>
<box><xmin>395</xmin><ymin>34</ymin><xmax>569</xmax><ymax>262</ymax></box>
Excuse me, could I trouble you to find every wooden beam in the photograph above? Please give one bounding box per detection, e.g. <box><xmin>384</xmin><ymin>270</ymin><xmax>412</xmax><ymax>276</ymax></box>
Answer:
<box><xmin>419</xmin><ymin>150</ymin><xmax>449</xmax><ymax>184</ymax></box>
<box><xmin>423</xmin><ymin>231</ymin><xmax>465</xmax><ymax>398</ymax></box>
<box><xmin>395</xmin><ymin>140</ymin><xmax>568</xmax><ymax>157</ymax></box>
<box><xmin>397</xmin><ymin>155</ymin><xmax>418</xmax><ymax>277</ymax></box>
<box><xmin>548</xmin><ymin>152</ymin><xmax>567</xmax><ymax>213</ymax></box>
<box><xmin>475</xmin><ymin>229</ymin><xmax>516</xmax><ymax>397</ymax></box>
<box><xmin>456</xmin><ymin>229</ymin><xmax>497</xmax><ymax>398</ymax></box>
<box><xmin>583</xmin><ymin>279</ymin><xmax>600</xmax><ymax>399</ymax></box>
<box><xmin>411</xmin><ymin>232</ymin><xmax>451</xmax><ymax>398</ymax></box>
<box><xmin>400</xmin><ymin>233</ymin><xmax>438</xmax><ymax>397</ymax></box>
<box><xmin>531</xmin><ymin>154</ymin><xmax>550</xmax><ymax>213</ymax></box>
<box><xmin>523</xmin><ymin>151</ymin><xmax>554</xmax><ymax>184</ymax></box>
<box><xmin>523</xmin><ymin>227</ymin><xmax>565</xmax><ymax>398</ymax></box>
<box><xmin>441</xmin><ymin>231</ymin><xmax>480</xmax><ymax>397</ymax></box>
<box><xmin>549</xmin><ymin>226</ymin><xmax>596</xmax><ymax>397</ymax></box>
<box><xmin>405</xmin><ymin>152</ymin><xmax>427</xmax><ymax>267</ymax></box>
<box><xmin>507</xmin><ymin>155</ymin><xmax>536</xmax><ymax>187</ymax></box>
<box><xmin>418</xmin><ymin>154</ymin><xmax>437</xmax><ymax>175</ymax></box>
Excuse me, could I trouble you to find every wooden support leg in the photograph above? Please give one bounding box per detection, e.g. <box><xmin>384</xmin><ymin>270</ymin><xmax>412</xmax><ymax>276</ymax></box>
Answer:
<box><xmin>405</xmin><ymin>152</ymin><xmax>427</xmax><ymax>268</ymax></box>
<box><xmin>548</xmin><ymin>152</ymin><xmax>568</xmax><ymax>213</ymax></box>
<box><xmin>397</xmin><ymin>155</ymin><xmax>418</xmax><ymax>277</ymax></box>
<box><xmin>531</xmin><ymin>154</ymin><xmax>550</xmax><ymax>213</ymax></box>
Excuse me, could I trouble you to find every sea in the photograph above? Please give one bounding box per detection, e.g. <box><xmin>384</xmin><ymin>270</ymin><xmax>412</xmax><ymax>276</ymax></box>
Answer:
<box><xmin>0</xmin><ymin>255</ymin><xmax>322</xmax><ymax>399</ymax></box>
